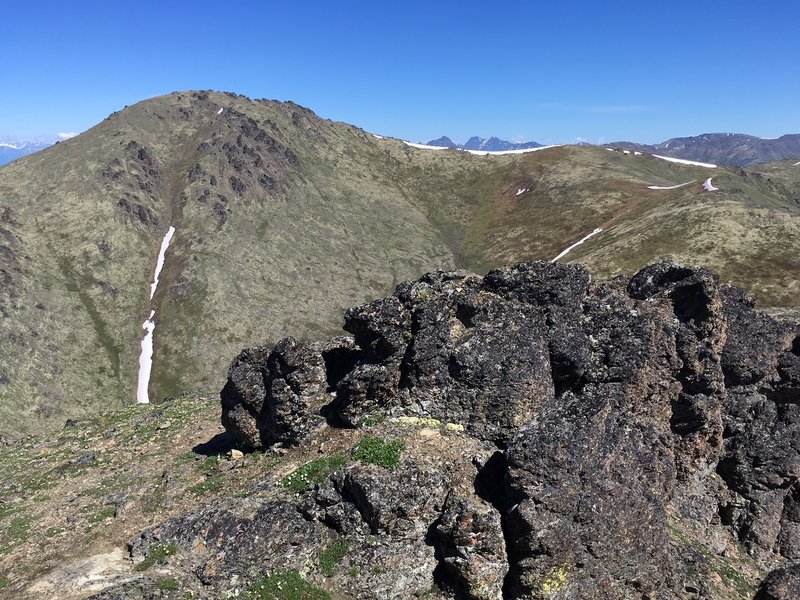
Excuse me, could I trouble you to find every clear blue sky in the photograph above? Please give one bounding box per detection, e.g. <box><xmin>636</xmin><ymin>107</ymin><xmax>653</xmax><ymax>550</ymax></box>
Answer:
<box><xmin>2</xmin><ymin>0</ymin><xmax>798</xmax><ymax>144</ymax></box>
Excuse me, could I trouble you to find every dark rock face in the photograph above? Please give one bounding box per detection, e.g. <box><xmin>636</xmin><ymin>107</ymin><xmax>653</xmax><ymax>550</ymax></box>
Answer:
<box><xmin>129</xmin><ymin>498</ymin><xmax>324</xmax><ymax>584</ymax></box>
<box><xmin>755</xmin><ymin>563</ymin><xmax>800</xmax><ymax>599</ymax></box>
<box><xmin>331</xmin><ymin>268</ymin><xmax>556</xmax><ymax>447</ymax></box>
<box><xmin>220</xmin><ymin>336</ymin><xmax>359</xmax><ymax>448</ymax></box>
<box><xmin>433</xmin><ymin>492</ymin><xmax>507</xmax><ymax>599</ymax></box>
<box><xmin>109</xmin><ymin>260</ymin><xmax>800</xmax><ymax>598</ymax></box>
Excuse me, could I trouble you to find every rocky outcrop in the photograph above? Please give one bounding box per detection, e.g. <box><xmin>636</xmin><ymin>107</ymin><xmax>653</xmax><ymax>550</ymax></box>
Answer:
<box><xmin>220</xmin><ymin>336</ymin><xmax>359</xmax><ymax>448</ymax></box>
<box><xmin>105</xmin><ymin>260</ymin><xmax>800</xmax><ymax>599</ymax></box>
<box><xmin>755</xmin><ymin>563</ymin><xmax>800</xmax><ymax>599</ymax></box>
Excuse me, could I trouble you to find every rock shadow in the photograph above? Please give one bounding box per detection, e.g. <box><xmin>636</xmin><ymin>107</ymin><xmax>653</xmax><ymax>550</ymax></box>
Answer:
<box><xmin>192</xmin><ymin>431</ymin><xmax>243</xmax><ymax>457</ymax></box>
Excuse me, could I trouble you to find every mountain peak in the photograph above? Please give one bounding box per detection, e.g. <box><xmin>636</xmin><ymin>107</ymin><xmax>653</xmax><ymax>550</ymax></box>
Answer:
<box><xmin>0</xmin><ymin>140</ymin><xmax>53</xmax><ymax>166</ymax></box>
<box><xmin>426</xmin><ymin>135</ymin><xmax>543</xmax><ymax>152</ymax></box>
<box><xmin>426</xmin><ymin>136</ymin><xmax>457</xmax><ymax>148</ymax></box>
<box><xmin>610</xmin><ymin>132</ymin><xmax>800</xmax><ymax>166</ymax></box>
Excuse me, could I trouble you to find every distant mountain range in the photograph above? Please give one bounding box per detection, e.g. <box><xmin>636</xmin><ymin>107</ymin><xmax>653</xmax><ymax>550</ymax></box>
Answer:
<box><xmin>611</xmin><ymin>133</ymin><xmax>800</xmax><ymax>167</ymax></box>
<box><xmin>4</xmin><ymin>131</ymin><xmax>799</xmax><ymax>168</ymax></box>
<box><xmin>0</xmin><ymin>141</ymin><xmax>54</xmax><ymax>166</ymax></box>
<box><xmin>425</xmin><ymin>133</ymin><xmax>800</xmax><ymax>166</ymax></box>
<box><xmin>426</xmin><ymin>136</ymin><xmax>543</xmax><ymax>152</ymax></box>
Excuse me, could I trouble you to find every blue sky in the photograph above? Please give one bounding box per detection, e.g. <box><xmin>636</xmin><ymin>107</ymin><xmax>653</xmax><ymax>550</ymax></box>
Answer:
<box><xmin>2</xmin><ymin>0</ymin><xmax>798</xmax><ymax>144</ymax></box>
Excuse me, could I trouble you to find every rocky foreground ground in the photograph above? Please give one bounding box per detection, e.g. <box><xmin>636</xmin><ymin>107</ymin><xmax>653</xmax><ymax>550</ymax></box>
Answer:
<box><xmin>3</xmin><ymin>260</ymin><xmax>800</xmax><ymax>599</ymax></box>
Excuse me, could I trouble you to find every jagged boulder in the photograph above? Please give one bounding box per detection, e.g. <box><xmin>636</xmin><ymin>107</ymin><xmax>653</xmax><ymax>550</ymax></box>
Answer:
<box><xmin>755</xmin><ymin>563</ymin><xmax>800</xmax><ymax>599</ymax></box>
<box><xmin>433</xmin><ymin>492</ymin><xmax>507</xmax><ymax>600</ymax></box>
<box><xmin>128</xmin><ymin>498</ymin><xmax>324</xmax><ymax>585</ymax></box>
<box><xmin>220</xmin><ymin>336</ymin><xmax>359</xmax><ymax>448</ymax></box>
<box><xmin>330</xmin><ymin>268</ymin><xmax>557</xmax><ymax>446</ymax></box>
<box><xmin>126</xmin><ymin>259</ymin><xmax>800</xmax><ymax>599</ymax></box>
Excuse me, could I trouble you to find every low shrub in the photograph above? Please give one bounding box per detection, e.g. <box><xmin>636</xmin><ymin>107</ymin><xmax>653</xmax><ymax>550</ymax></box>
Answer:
<box><xmin>352</xmin><ymin>436</ymin><xmax>404</xmax><ymax>470</ymax></box>
<box><xmin>243</xmin><ymin>571</ymin><xmax>330</xmax><ymax>600</ymax></box>
<box><xmin>318</xmin><ymin>538</ymin><xmax>349</xmax><ymax>576</ymax></box>
<box><xmin>135</xmin><ymin>542</ymin><xmax>177</xmax><ymax>571</ymax></box>
<box><xmin>281</xmin><ymin>454</ymin><xmax>348</xmax><ymax>493</ymax></box>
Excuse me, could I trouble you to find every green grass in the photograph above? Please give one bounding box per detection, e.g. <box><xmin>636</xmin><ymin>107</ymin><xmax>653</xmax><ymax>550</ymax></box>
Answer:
<box><xmin>135</xmin><ymin>542</ymin><xmax>177</xmax><ymax>572</ymax></box>
<box><xmin>88</xmin><ymin>505</ymin><xmax>116</xmax><ymax>524</ymax></box>
<box><xmin>197</xmin><ymin>456</ymin><xmax>219</xmax><ymax>473</ymax></box>
<box><xmin>352</xmin><ymin>436</ymin><xmax>404</xmax><ymax>470</ymax></box>
<box><xmin>356</xmin><ymin>414</ymin><xmax>385</xmax><ymax>427</ymax></box>
<box><xmin>175</xmin><ymin>451</ymin><xmax>199</xmax><ymax>466</ymax></box>
<box><xmin>242</xmin><ymin>571</ymin><xmax>330</xmax><ymax>600</ymax></box>
<box><xmin>188</xmin><ymin>473</ymin><xmax>224</xmax><ymax>496</ymax></box>
<box><xmin>6</xmin><ymin>514</ymin><xmax>38</xmax><ymax>541</ymax></box>
<box><xmin>155</xmin><ymin>577</ymin><xmax>180</xmax><ymax>591</ymax></box>
<box><xmin>0</xmin><ymin>512</ymin><xmax>39</xmax><ymax>553</ymax></box>
<box><xmin>0</xmin><ymin>505</ymin><xmax>19</xmax><ymax>520</ymax></box>
<box><xmin>57</xmin><ymin>256</ymin><xmax>122</xmax><ymax>378</ymax></box>
<box><xmin>281</xmin><ymin>454</ymin><xmax>348</xmax><ymax>493</ymax></box>
<box><xmin>318</xmin><ymin>538</ymin><xmax>349</xmax><ymax>577</ymax></box>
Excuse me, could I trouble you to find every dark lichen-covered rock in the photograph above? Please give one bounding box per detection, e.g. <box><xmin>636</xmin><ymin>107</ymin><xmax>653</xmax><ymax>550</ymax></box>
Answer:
<box><xmin>755</xmin><ymin>563</ymin><xmax>800</xmax><ymax>599</ymax></box>
<box><xmin>501</xmin><ymin>280</ymin><xmax>681</xmax><ymax>599</ymax></box>
<box><xmin>504</xmin><ymin>384</ymin><xmax>678</xmax><ymax>599</ymax></box>
<box><xmin>433</xmin><ymin>493</ymin><xmax>507</xmax><ymax>600</ymax></box>
<box><xmin>128</xmin><ymin>497</ymin><xmax>325</xmax><ymax>585</ymax></box>
<box><xmin>398</xmin><ymin>289</ymin><xmax>553</xmax><ymax>446</ymax></box>
<box><xmin>208</xmin><ymin>260</ymin><xmax>800</xmax><ymax>598</ymax></box>
<box><xmin>720</xmin><ymin>285</ymin><xmax>795</xmax><ymax>388</ymax></box>
<box><xmin>343</xmin><ymin>296</ymin><xmax>411</xmax><ymax>362</ymax></box>
<box><xmin>630</xmin><ymin>260</ymin><xmax>728</xmax><ymax>477</ymax></box>
<box><xmin>482</xmin><ymin>260</ymin><xmax>591</xmax><ymax>309</ymax></box>
<box><xmin>330</xmin><ymin>267</ymin><xmax>555</xmax><ymax>446</ymax></box>
<box><xmin>220</xmin><ymin>336</ymin><xmax>359</xmax><ymax>448</ymax></box>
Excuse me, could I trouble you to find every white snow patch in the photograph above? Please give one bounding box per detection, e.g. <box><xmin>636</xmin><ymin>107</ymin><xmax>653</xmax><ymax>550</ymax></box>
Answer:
<box><xmin>57</xmin><ymin>132</ymin><xmax>77</xmax><ymax>140</ymax></box>
<box><xmin>137</xmin><ymin>226</ymin><xmax>176</xmax><ymax>404</ymax></box>
<box><xmin>401</xmin><ymin>140</ymin><xmax>561</xmax><ymax>156</ymax></box>
<box><xmin>217</xmin><ymin>107</ymin><xmax>224</xmax><ymax>115</ymax></box>
<box><xmin>551</xmin><ymin>228</ymin><xmax>603</xmax><ymax>263</ymax></box>
<box><xmin>623</xmin><ymin>150</ymin><xmax>631</xmax><ymax>154</ymax></box>
<box><xmin>463</xmin><ymin>144</ymin><xmax>560</xmax><ymax>156</ymax></box>
<box><xmin>606</xmin><ymin>148</ymin><xmax>614</xmax><ymax>151</ymax></box>
<box><xmin>150</xmin><ymin>226</ymin><xmax>176</xmax><ymax>299</ymax></box>
<box><xmin>0</xmin><ymin>142</ymin><xmax>22</xmax><ymax>149</ymax></box>
<box><xmin>703</xmin><ymin>177</ymin><xmax>719</xmax><ymax>191</ymax></box>
<box><xmin>634</xmin><ymin>151</ymin><xmax>643</xmax><ymax>156</ymax></box>
<box><xmin>403</xmin><ymin>141</ymin><xmax>448</xmax><ymax>150</ymax></box>
<box><xmin>793</xmin><ymin>161</ymin><xmax>800</xmax><ymax>166</ymax></box>
<box><xmin>647</xmin><ymin>181</ymin><xmax>695</xmax><ymax>190</ymax></box>
<box><xmin>372</xmin><ymin>134</ymin><xmax>385</xmax><ymax>139</ymax></box>
<box><xmin>137</xmin><ymin>311</ymin><xmax>156</xmax><ymax>404</ymax></box>
<box><xmin>516</xmin><ymin>188</ymin><xmax>528</xmax><ymax>196</ymax></box>
<box><xmin>653</xmin><ymin>154</ymin><xmax>717</xmax><ymax>168</ymax></box>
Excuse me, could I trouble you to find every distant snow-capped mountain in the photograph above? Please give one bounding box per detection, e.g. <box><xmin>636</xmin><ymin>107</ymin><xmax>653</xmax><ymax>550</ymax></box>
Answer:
<box><xmin>426</xmin><ymin>136</ymin><xmax>543</xmax><ymax>152</ymax></box>
<box><xmin>610</xmin><ymin>133</ymin><xmax>800</xmax><ymax>167</ymax></box>
<box><xmin>0</xmin><ymin>140</ymin><xmax>53</xmax><ymax>166</ymax></box>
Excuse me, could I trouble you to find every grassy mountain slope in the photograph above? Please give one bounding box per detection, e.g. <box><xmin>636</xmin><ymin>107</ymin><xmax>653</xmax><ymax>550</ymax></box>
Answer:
<box><xmin>1</xmin><ymin>91</ymin><xmax>800</xmax><ymax>437</ymax></box>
